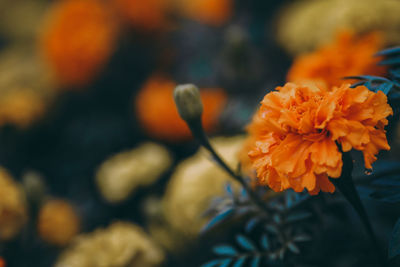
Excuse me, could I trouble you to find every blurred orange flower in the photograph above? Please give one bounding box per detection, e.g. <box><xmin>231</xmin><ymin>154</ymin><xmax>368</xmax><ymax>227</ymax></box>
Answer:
<box><xmin>176</xmin><ymin>0</ymin><xmax>233</xmax><ymax>26</ymax></box>
<box><xmin>135</xmin><ymin>76</ymin><xmax>227</xmax><ymax>141</ymax></box>
<box><xmin>40</xmin><ymin>0</ymin><xmax>117</xmax><ymax>88</ymax></box>
<box><xmin>112</xmin><ymin>0</ymin><xmax>168</xmax><ymax>30</ymax></box>
<box><xmin>38</xmin><ymin>199</ymin><xmax>80</xmax><ymax>246</ymax></box>
<box><xmin>245</xmin><ymin>82</ymin><xmax>392</xmax><ymax>195</ymax></box>
<box><xmin>287</xmin><ymin>31</ymin><xmax>386</xmax><ymax>88</ymax></box>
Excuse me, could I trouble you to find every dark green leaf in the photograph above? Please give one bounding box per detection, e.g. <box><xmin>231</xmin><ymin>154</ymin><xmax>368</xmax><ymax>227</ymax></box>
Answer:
<box><xmin>201</xmin><ymin>259</ymin><xmax>222</xmax><ymax>267</ymax></box>
<box><xmin>375</xmin><ymin>46</ymin><xmax>400</xmax><ymax>56</ymax></box>
<box><xmin>260</xmin><ymin>234</ymin><xmax>270</xmax><ymax>250</ymax></box>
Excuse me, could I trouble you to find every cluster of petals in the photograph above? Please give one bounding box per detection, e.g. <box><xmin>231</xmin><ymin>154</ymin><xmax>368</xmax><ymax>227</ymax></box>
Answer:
<box><xmin>40</xmin><ymin>0</ymin><xmax>117</xmax><ymax>87</ymax></box>
<box><xmin>287</xmin><ymin>30</ymin><xmax>386</xmax><ymax>88</ymax></box>
<box><xmin>246</xmin><ymin>82</ymin><xmax>392</xmax><ymax>195</ymax></box>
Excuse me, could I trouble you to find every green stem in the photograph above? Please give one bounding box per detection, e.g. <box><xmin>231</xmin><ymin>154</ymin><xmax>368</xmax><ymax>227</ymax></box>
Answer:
<box><xmin>187</xmin><ymin>119</ymin><xmax>272</xmax><ymax>215</ymax></box>
<box><xmin>330</xmin><ymin>152</ymin><xmax>386</xmax><ymax>267</ymax></box>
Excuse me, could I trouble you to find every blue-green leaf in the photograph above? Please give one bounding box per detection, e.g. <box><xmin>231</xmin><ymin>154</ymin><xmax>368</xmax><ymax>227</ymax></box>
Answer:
<box><xmin>201</xmin><ymin>259</ymin><xmax>222</xmax><ymax>267</ymax></box>
<box><xmin>375</xmin><ymin>46</ymin><xmax>400</xmax><ymax>56</ymax></box>
<box><xmin>251</xmin><ymin>256</ymin><xmax>261</xmax><ymax>267</ymax></box>
<box><xmin>236</xmin><ymin>234</ymin><xmax>256</xmax><ymax>251</ymax></box>
<box><xmin>232</xmin><ymin>257</ymin><xmax>247</xmax><ymax>267</ymax></box>
<box><xmin>219</xmin><ymin>258</ymin><xmax>233</xmax><ymax>267</ymax></box>
<box><xmin>286</xmin><ymin>211</ymin><xmax>312</xmax><ymax>223</ymax></box>
<box><xmin>287</xmin><ymin>242</ymin><xmax>300</xmax><ymax>254</ymax></box>
<box><xmin>389</xmin><ymin>218</ymin><xmax>400</xmax><ymax>258</ymax></box>
<box><xmin>213</xmin><ymin>245</ymin><xmax>238</xmax><ymax>256</ymax></box>
<box><xmin>245</xmin><ymin>217</ymin><xmax>260</xmax><ymax>233</ymax></box>
<box><xmin>202</xmin><ymin>208</ymin><xmax>234</xmax><ymax>232</ymax></box>
<box><xmin>260</xmin><ymin>234</ymin><xmax>269</xmax><ymax>250</ymax></box>
<box><xmin>379</xmin><ymin>57</ymin><xmax>400</xmax><ymax>66</ymax></box>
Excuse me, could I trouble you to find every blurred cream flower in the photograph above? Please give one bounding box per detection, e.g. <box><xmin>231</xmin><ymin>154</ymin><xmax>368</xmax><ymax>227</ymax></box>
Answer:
<box><xmin>0</xmin><ymin>46</ymin><xmax>55</xmax><ymax>128</ymax></box>
<box><xmin>38</xmin><ymin>199</ymin><xmax>80</xmax><ymax>246</ymax></box>
<box><xmin>276</xmin><ymin>0</ymin><xmax>400</xmax><ymax>55</ymax></box>
<box><xmin>0</xmin><ymin>167</ymin><xmax>28</xmax><ymax>241</ymax></box>
<box><xmin>162</xmin><ymin>136</ymin><xmax>244</xmax><ymax>237</ymax></box>
<box><xmin>96</xmin><ymin>143</ymin><xmax>172</xmax><ymax>203</ymax></box>
<box><xmin>56</xmin><ymin>222</ymin><xmax>165</xmax><ymax>267</ymax></box>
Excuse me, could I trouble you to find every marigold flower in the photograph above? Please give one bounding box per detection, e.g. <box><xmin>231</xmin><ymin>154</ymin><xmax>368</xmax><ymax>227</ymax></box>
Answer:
<box><xmin>40</xmin><ymin>0</ymin><xmax>117</xmax><ymax>87</ymax></box>
<box><xmin>245</xmin><ymin>82</ymin><xmax>392</xmax><ymax>195</ymax></box>
<box><xmin>287</xmin><ymin>31</ymin><xmax>386</xmax><ymax>88</ymax></box>
<box><xmin>38</xmin><ymin>199</ymin><xmax>80</xmax><ymax>246</ymax></box>
<box><xmin>112</xmin><ymin>0</ymin><xmax>168</xmax><ymax>30</ymax></box>
<box><xmin>135</xmin><ymin>76</ymin><xmax>227</xmax><ymax>141</ymax></box>
<box><xmin>175</xmin><ymin>0</ymin><xmax>233</xmax><ymax>26</ymax></box>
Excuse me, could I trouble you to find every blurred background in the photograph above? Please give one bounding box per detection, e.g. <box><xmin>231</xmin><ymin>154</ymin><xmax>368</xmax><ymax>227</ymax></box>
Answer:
<box><xmin>0</xmin><ymin>0</ymin><xmax>400</xmax><ymax>266</ymax></box>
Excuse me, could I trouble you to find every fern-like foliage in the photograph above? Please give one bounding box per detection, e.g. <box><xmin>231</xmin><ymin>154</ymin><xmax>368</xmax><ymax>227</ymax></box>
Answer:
<box><xmin>201</xmin><ymin>183</ymin><xmax>314</xmax><ymax>266</ymax></box>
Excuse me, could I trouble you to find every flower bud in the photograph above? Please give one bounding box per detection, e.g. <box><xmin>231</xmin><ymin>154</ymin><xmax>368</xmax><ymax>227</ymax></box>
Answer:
<box><xmin>173</xmin><ymin>84</ymin><xmax>203</xmax><ymax>122</ymax></box>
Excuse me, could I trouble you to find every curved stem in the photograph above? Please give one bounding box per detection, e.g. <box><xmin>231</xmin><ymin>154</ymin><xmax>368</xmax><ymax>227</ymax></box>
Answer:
<box><xmin>188</xmin><ymin>119</ymin><xmax>272</xmax><ymax>215</ymax></box>
<box><xmin>330</xmin><ymin>152</ymin><xmax>386</xmax><ymax>267</ymax></box>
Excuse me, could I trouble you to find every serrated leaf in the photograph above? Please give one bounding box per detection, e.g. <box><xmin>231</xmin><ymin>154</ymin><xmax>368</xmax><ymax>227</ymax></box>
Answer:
<box><xmin>202</xmin><ymin>208</ymin><xmax>234</xmax><ymax>232</ymax></box>
<box><xmin>213</xmin><ymin>245</ymin><xmax>238</xmax><ymax>256</ymax></box>
<box><xmin>377</xmin><ymin>83</ymin><xmax>394</xmax><ymax>95</ymax></box>
<box><xmin>250</xmin><ymin>256</ymin><xmax>261</xmax><ymax>267</ymax></box>
<box><xmin>236</xmin><ymin>234</ymin><xmax>257</xmax><ymax>251</ymax></box>
<box><xmin>389</xmin><ymin>218</ymin><xmax>400</xmax><ymax>258</ymax></box>
<box><xmin>287</xmin><ymin>242</ymin><xmax>300</xmax><ymax>254</ymax></box>
<box><xmin>232</xmin><ymin>257</ymin><xmax>247</xmax><ymax>267</ymax></box>
<box><xmin>344</xmin><ymin>75</ymin><xmax>389</xmax><ymax>82</ymax></box>
<box><xmin>245</xmin><ymin>217</ymin><xmax>260</xmax><ymax>233</ymax></box>
<box><xmin>375</xmin><ymin>46</ymin><xmax>400</xmax><ymax>56</ymax></box>
<box><xmin>201</xmin><ymin>259</ymin><xmax>223</xmax><ymax>267</ymax></box>
<box><xmin>260</xmin><ymin>234</ymin><xmax>270</xmax><ymax>250</ymax></box>
<box><xmin>379</xmin><ymin>57</ymin><xmax>400</xmax><ymax>66</ymax></box>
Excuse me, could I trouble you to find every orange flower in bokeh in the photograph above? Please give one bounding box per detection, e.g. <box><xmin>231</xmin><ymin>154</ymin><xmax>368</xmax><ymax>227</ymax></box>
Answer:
<box><xmin>287</xmin><ymin>31</ymin><xmax>386</xmax><ymax>88</ymax></box>
<box><xmin>112</xmin><ymin>0</ymin><xmax>168</xmax><ymax>30</ymax></box>
<box><xmin>245</xmin><ymin>82</ymin><xmax>392</xmax><ymax>195</ymax></box>
<box><xmin>40</xmin><ymin>0</ymin><xmax>117</xmax><ymax>88</ymax></box>
<box><xmin>135</xmin><ymin>76</ymin><xmax>227</xmax><ymax>141</ymax></box>
<box><xmin>176</xmin><ymin>0</ymin><xmax>233</xmax><ymax>26</ymax></box>
<box><xmin>38</xmin><ymin>199</ymin><xmax>80</xmax><ymax>246</ymax></box>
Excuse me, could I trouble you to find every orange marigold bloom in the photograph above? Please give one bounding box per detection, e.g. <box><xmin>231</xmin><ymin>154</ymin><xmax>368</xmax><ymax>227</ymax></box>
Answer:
<box><xmin>40</xmin><ymin>0</ymin><xmax>117</xmax><ymax>87</ymax></box>
<box><xmin>135</xmin><ymin>76</ymin><xmax>227</xmax><ymax>141</ymax></box>
<box><xmin>175</xmin><ymin>0</ymin><xmax>233</xmax><ymax>26</ymax></box>
<box><xmin>38</xmin><ymin>199</ymin><xmax>80</xmax><ymax>246</ymax></box>
<box><xmin>112</xmin><ymin>0</ymin><xmax>168</xmax><ymax>30</ymax></box>
<box><xmin>287</xmin><ymin>31</ymin><xmax>386</xmax><ymax>88</ymax></box>
<box><xmin>245</xmin><ymin>82</ymin><xmax>392</xmax><ymax>195</ymax></box>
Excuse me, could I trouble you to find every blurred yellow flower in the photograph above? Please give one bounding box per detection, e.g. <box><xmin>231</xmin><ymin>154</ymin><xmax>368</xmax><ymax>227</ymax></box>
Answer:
<box><xmin>162</xmin><ymin>136</ymin><xmax>244</xmax><ymax>237</ymax></box>
<box><xmin>96</xmin><ymin>142</ymin><xmax>172</xmax><ymax>203</ymax></box>
<box><xmin>56</xmin><ymin>222</ymin><xmax>165</xmax><ymax>267</ymax></box>
<box><xmin>0</xmin><ymin>167</ymin><xmax>28</xmax><ymax>241</ymax></box>
<box><xmin>276</xmin><ymin>0</ymin><xmax>400</xmax><ymax>55</ymax></box>
<box><xmin>38</xmin><ymin>199</ymin><xmax>80</xmax><ymax>246</ymax></box>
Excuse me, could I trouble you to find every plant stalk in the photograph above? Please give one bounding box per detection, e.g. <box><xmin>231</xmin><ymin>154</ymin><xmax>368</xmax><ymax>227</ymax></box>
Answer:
<box><xmin>330</xmin><ymin>152</ymin><xmax>386</xmax><ymax>267</ymax></box>
<box><xmin>188</xmin><ymin>119</ymin><xmax>272</xmax><ymax>215</ymax></box>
